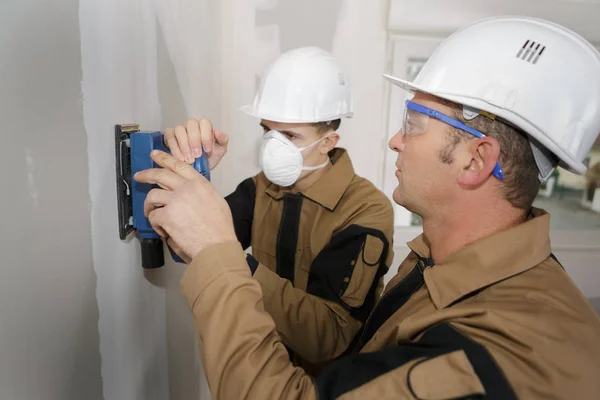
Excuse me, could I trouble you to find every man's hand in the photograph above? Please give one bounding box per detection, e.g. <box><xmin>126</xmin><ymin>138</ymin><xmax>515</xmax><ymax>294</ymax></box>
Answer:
<box><xmin>134</xmin><ymin>150</ymin><xmax>237</xmax><ymax>260</ymax></box>
<box><xmin>164</xmin><ymin>118</ymin><xmax>229</xmax><ymax>170</ymax></box>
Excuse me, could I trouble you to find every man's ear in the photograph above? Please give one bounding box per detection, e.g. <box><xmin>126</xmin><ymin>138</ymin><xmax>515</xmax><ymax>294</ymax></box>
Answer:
<box><xmin>457</xmin><ymin>137</ymin><xmax>501</xmax><ymax>188</ymax></box>
<box><xmin>320</xmin><ymin>132</ymin><xmax>340</xmax><ymax>154</ymax></box>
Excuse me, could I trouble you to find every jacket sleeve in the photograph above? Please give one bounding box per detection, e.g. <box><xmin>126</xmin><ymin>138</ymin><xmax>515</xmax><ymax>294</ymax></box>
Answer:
<box><xmin>252</xmin><ymin>200</ymin><xmax>394</xmax><ymax>363</ymax></box>
<box><xmin>181</xmin><ymin>243</ymin><xmax>493</xmax><ymax>400</ymax></box>
<box><xmin>224</xmin><ymin>177</ymin><xmax>256</xmax><ymax>250</ymax></box>
<box><xmin>181</xmin><ymin>242</ymin><xmax>317</xmax><ymax>400</ymax></box>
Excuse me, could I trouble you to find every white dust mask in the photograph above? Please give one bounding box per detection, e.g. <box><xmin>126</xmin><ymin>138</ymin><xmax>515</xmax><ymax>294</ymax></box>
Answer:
<box><xmin>259</xmin><ymin>130</ymin><xmax>331</xmax><ymax>187</ymax></box>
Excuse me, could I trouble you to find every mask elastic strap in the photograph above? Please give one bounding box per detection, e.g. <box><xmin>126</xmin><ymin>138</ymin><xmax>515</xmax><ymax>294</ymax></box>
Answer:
<box><xmin>299</xmin><ymin>132</ymin><xmax>332</xmax><ymax>152</ymax></box>
<box><xmin>302</xmin><ymin>157</ymin><xmax>330</xmax><ymax>171</ymax></box>
<box><xmin>298</xmin><ymin>132</ymin><xmax>333</xmax><ymax>171</ymax></box>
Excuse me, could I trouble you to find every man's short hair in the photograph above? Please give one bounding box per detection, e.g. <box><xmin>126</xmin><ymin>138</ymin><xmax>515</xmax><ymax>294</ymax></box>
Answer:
<box><xmin>312</xmin><ymin>119</ymin><xmax>341</xmax><ymax>134</ymax></box>
<box><xmin>439</xmin><ymin>100</ymin><xmax>540</xmax><ymax>210</ymax></box>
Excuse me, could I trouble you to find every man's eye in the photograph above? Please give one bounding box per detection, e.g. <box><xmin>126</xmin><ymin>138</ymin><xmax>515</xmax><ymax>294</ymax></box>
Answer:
<box><xmin>407</xmin><ymin>120</ymin><xmax>421</xmax><ymax>129</ymax></box>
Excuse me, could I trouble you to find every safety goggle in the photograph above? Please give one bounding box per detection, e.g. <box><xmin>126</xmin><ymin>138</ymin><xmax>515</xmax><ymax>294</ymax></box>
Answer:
<box><xmin>403</xmin><ymin>100</ymin><xmax>505</xmax><ymax>179</ymax></box>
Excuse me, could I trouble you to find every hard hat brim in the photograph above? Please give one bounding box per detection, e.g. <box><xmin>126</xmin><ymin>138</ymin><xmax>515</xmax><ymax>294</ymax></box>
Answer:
<box><xmin>240</xmin><ymin>105</ymin><xmax>353</xmax><ymax>124</ymax></box>
<box><xmin>383</xmin><ymin>74</ymin><xmax>421</xmax><ymax>94</ymax></box>
<box><xmin>240</xmin><ymin>105</ymin><xmax>255</xmax><ymax>118</ymax></box>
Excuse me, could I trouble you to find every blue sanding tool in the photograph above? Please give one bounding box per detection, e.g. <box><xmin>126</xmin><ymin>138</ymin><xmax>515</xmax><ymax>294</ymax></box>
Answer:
<box><xmin>115</xmin><ymin>124</ymin><xmax>210</xmax><ymax>268</ymax></box>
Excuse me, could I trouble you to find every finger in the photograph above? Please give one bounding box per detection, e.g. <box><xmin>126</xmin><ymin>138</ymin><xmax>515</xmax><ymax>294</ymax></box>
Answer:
<box><xmin>167</xmin><ymin>238</ymin><xmax>191</xmax><ymax>264</ymax></box>
<box><xmin>154</xmin><ymin>225</ymin><xmax>168</xmax><ymax>238</ymax></box>
<box><xmin>199</xmin><ymin>118</ymin><xmax>214</xmax><ymax>154</ymax></box>
<box><xmin>214</xmin><ymin>129</ymin><xmax>229</xmax><ymax>148</ymax></box>
<box><xmin>174</xmin><ymin>124</ymin><xmax>194</xmax><ymax>164</ymax></box>
<box><xmin>148</xmin><ymin>209</ymin><xmax>168</xmax><ymax>238</ymax></box>
<box><xmin>134</xmin><ymin>165</ymin><xmax>187</xmax><ymax>189</ymax></box>
<box><xmin>149</xmin><ymin>150</ymin><xmax>206</xmax><ymax>181</ymax></box>
<box><xmin>164</xmin><ymin>128</ymin><xmax>184</xmax><ymax>162</ymax></box>
<box><xmin>166</xmin><ymin>237</ymin><xmax>179</xmax><ymax>253</ymax></box>
<box><xmin>144</xmin><ymin>188</ymin><xmax>172</xmax><ymax>217</ymax></box>
<box><xmin>185</xmin><ymin>119</ymin><xmax>203</xmax><ymax>159</ymax></box>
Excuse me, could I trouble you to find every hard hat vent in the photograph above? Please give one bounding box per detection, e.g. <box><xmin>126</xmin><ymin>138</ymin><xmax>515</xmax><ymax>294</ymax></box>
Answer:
<box><xmin>516</xmin><ymin>40</ymin><xmax>546</xmax><ymax>64</ymax></box>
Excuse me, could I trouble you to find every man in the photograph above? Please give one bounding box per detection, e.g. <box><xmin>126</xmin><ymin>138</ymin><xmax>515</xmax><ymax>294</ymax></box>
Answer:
<box><xmin>164</xmin><ymin>46</ymin><xmax>394</xmax><ymax>372</ymax></box>
<box><xmin>136</xmin><ymin>17</ymin><xmax>600</xmax><ymax>398</ymax></box>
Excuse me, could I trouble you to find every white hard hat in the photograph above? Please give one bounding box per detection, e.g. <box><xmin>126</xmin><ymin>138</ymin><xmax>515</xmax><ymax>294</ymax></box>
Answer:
<box><xmin>241</xmin><ymin>46</ymin><xmax>353</xmax><ymax>124</ymax></box>
<box><xmin>384</xmin><ymin>16</ymin><xmax>600</xmax><ymax>179</ymax></box>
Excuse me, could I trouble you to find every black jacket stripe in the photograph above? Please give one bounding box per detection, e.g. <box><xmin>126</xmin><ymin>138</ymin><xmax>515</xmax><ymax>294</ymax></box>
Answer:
<box><xmin>351</xmin><ymin>260</ymin><xmax>427</xmax><ymax>352</ymax></box>
<box><xmin>316</xmin><ymin>322</ymin><xmax>517</xmax><ymax>399</ymax></box>
<box><xmin>245</xmin><ymin>254</ymin><xmax>259</xmax><ymax>275</ymax></box>
<box><xmin>549</xmin><ymin>253</ymin><xmax>565</xmax><ymax>270</ymax></box>
<box><xmin>276</xmin><ymin>194</ymin><xmax>303</xmax><ymax>284</ymax></box>
<box><xmin>225</xmin><ymin>178</ymin><xmax>256</xmax><ymax>250</ymax></box>
<box><xmin>305</xmin><ymin>225</ymin><xmax>390</xmax><ymax>324</ymax></box>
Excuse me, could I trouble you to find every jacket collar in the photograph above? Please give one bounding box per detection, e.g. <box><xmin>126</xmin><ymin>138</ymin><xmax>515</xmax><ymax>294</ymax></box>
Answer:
<box><xmin>407</xmin><ymin>208</ymin><xmax>552</xmax><ymax>309</ymax></box>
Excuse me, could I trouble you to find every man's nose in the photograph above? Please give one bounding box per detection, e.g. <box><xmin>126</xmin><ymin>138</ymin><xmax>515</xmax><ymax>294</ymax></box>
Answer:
<box><xmin>388</xmin><ymin>129</ymin><xmax>405</xmax><ymax>152</ymax></box>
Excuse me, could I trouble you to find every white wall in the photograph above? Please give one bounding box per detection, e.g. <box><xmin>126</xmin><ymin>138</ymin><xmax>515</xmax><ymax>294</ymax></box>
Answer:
<box><xmin>0</xmin><ymin>1</ymin><xmax>103</xmax><ymax>399</ymax></box>
<box><xmin>79</xmin><ymin>0</ymin><xmax>226</xmax><ymax>398</ymax></box>
<box><xmin>79</xmin><ymin>0</ymin><xmax>169</xmax><ymax>398</ymax></box>
<box><xmin>331</xmin><ymin>0</ymin><xmax>390</xmax><ymax>186</ymax></box>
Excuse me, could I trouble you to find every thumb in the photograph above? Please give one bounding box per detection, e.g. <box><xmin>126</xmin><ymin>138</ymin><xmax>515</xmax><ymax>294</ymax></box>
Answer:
<box><xmin>214</xmin><ymin>130</ymin><xmax>229</xmax><ymax>147</ymax></box>
<box><xmin>167</xmin><ymin>238</ymin><xmax>191</xmax><ymax>264</ymax></box>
